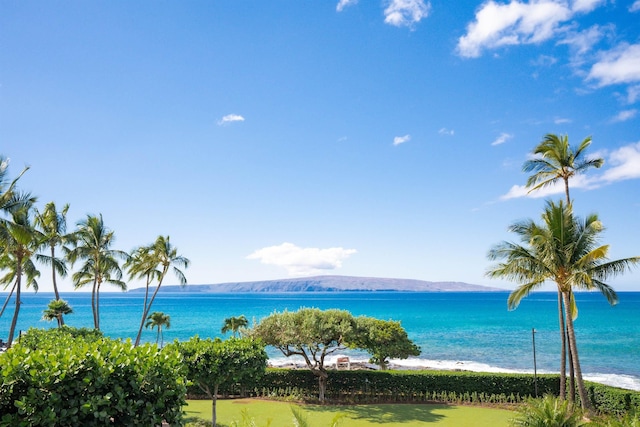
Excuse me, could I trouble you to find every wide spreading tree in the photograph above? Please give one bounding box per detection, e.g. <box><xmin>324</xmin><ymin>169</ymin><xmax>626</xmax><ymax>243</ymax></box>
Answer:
<box><xmin>487</xmin><ymin>200</ymin><xmax>639</xmax><ymax>411</ymax></box>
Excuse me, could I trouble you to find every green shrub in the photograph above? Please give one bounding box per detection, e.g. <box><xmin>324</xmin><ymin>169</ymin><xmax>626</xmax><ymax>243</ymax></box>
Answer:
<box><xmin>510</xmin><ymin>395</ymin><xmax>585</xmax><ymax>427</ymax></box>
<box><xmin>0</xmin><ymin>327</ymin><xmax>186</xmax><ymax>426</ymax></box>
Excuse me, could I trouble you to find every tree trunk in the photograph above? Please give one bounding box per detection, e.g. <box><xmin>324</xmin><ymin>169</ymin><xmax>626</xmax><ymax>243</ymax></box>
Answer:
<box><xmin>51</xmin><ymin>245</ymin><xmax>60</xmax><ymax>301</ymax></box>
<box><xmin>557</xmin><ymin>291</ymin><xmax>566</xmax><ymax>400</ymax></box>
<box><xmin>212</xmin><ymin>384</ymin><xmax>219</xmax><ymax>427</ymax></box>
<box><xmin>96</xmin><ymin>282</ymin><xmax>101</xmax><ymax>330</ymax></box>
<box><xmin>562</xmin><ymin>291</ymin><xmax>593</xmax><ymax>412</ymax></box>
<box><xmin>317</xmin><ymin>370</ymin><xmax>328</xmax><ymax>401</ymax></box>
<box><xmin>91</xmin><ymin>277</ymin><xmax>98</xmax><ymax>329</ymax></box>
<box><xmin>0</xmin><ymin>282</ymin><xmax>17</xmax><ymax>318</ymax></box>
<box><xmin>135</xmin><ymin>269</ymin><xmax>167</xmax><ymax>346</ymax></box>
<box><xmin>134</xmin><ymin>282</ymin><xmax>151</xmax><ymax>347</ymax></box>
<box><xmin>7</xmin><ymin>275</ymin><xmax>21</xmax><ymax>347</ymax></box>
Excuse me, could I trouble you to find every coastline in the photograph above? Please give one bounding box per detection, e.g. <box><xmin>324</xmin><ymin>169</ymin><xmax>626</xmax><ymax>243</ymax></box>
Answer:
<box><xmin>269</xmin><ymin>355</ymin><xmax>640</xmax><ymax>392</ymax></box>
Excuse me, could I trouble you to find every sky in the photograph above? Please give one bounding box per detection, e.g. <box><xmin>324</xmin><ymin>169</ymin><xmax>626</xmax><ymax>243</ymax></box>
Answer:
<box><xmin>1</xmin><ymin>0</ymin><xmax>639</xmax><ymax>293</ymax></box>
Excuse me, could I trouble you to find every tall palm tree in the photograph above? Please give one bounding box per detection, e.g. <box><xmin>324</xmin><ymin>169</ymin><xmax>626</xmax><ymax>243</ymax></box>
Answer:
<box><xmin>487</xmin><ymin>200</ymin><xmax>639</xmax><ymax>411</ymax></box>
<box><xmin>0</xmin><ymin>205</ymin><xmax>41</xmax><ymax>346</ymax></box>
<box><xmin>127</xmin><ymin>235</ymin><xmax>188</xmax><ymax>346</ymax></box>
<box><xmin>34</xmin><ymin>202</ymin><xmax>76</xmax><ymax>315</ymax></box>
<box><xmin>145</xmin><ymin>311</ymin><xmax>170</xmax><ymax>347</ymax></box>
<box><xmin>221</xmin><ymin>315</ymin><xmax>248</xmax><ymax>337</ymax></box>
<box><xmin>67</xmin><ymin>214</ymin><xmax>128</xmax><ymax>330</ymax></box>
<box><xmin>523</xmin><ymin>133</ymin><xmax>604</xmax><ymax>400</ymax></box>
<box><xmin>42</xmin><ymin>299</ymin><xmax>73</xmax><ymax>327</ymax></box>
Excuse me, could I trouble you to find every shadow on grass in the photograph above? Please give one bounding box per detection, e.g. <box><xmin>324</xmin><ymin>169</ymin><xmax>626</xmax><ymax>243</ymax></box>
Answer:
<box><xmin>304</xmin><ymin>403</ymin><xmax>452</xmax><ymax>424</ymax></box>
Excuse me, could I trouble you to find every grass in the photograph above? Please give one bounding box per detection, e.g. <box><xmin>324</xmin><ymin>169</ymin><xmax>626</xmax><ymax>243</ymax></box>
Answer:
<box><xmin>185</xmin><ymin>398</ymin><xmax>515</xmax><ymax>426</ymax></box>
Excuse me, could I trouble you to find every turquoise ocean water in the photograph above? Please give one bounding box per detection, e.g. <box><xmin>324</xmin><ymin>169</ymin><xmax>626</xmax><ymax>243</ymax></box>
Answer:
<box><xmin>1</xmin><ymin>291</ymin><xmax>639</xmax><ymax>391</ymax></box>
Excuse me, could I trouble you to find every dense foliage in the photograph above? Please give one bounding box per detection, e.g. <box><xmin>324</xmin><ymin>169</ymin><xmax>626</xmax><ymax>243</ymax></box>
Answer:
<box><xmin>171</xmin><ymin>336</ymin><xmax>268</xmax><ymax>427</ymax></box>
<box><xmin>0</xmin><ymin>327</ymin><xmax>186</xmax><ymax>426</ymax></box>
<box><xmin>350</xmin><ymin>316</ymin><xmax>421</xmax><ymax>369</ymax></box>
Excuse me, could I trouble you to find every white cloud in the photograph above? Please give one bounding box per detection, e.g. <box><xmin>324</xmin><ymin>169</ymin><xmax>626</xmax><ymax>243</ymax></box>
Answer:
<box><xmin>217</xmin><ymin>114</ymin><xmax>245</xmax><ymax>125</ymax></box>
<box><xmin>500</xmin><ymin>174</ymin><xmax>594</xmax><ymax>200</ymax></box>
<box><xmin>600</xmin><ymin>142</ymin><xmax>640</xmax><ymax>182</ymax></box>
<box><xmin>610</xmin><ymin>109</ymin><xmax>638</xmax><ymax>123</ymax></box>
<box><xmin>393</xmin><ymin>134</ymin><xmax>411</xmax><ymax>145</ymax></box>
<box><xmin>554</xmin><ymin>117</ymin><xmax>572</xmax><ymax>124</ymax></box>
<box><xmin>336</xmin><ymin>0</ymin><xmax>358</xmax><ymax>12</ymax></box>
<box><xmin>587</xmin><ymin>44</ymin><xmax>640</xmax><ymax>87</ymax></box>
<box><xmin>558</xmin><ymin>25</ymin><xmax>607</xmax><ymax>58</ymax></box>
<box><xmin>247</xmin><ymin>242</ymin><xmax>357</xmax><ymax>276</ymax></box>
<box><xmin>439</xmin><ymin>128</ymin><xmax>454</xmax><ymax>136</ymax></box>
<box><xmin>630</xmin><ymin>0</ymin><xmax>640</xmax><ymax>12</ymax></box>
<box><xmin>457</xmin><ymin>0</ymin><xmax>572</xmax><ymax>58</ymax></box>
<box><xmin>383</xmin><ymin>0</ymin><xmax>431</xmax><ymax>28</ymax></box>
<box><xmin>491</xmin><ymin>132</ymin><xmax>513</xmax><ymax>146</ymax></box>
<box><xmin>571</xmin><ymin>0</ymin><xmax>604</xmax><ymax>13</ymax></box>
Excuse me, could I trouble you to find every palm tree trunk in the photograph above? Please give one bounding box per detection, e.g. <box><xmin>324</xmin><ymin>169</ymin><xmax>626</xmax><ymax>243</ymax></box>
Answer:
<box><xmin>91</xmin><ymin>278</ymin><xmax>99</xmax><ymax>329</ymax></box>
<box><xmin>96</xmin><ymin>282</ymin><xmax>101</xmax><ymax>330</ymax></box>
<box><xmin>0</xmin><ymin>282</ymin><xmax>17</xmax><ymax>318</ymax></box>
<box><xmin>7</xmin><ymin>274</ymin><xmax>21</xmax><ymax>347</ymax></box>
<box><xmin>562</xmin><ymin>291</ymin><xmax>593</xmax><ymax>412</ymax></box>
<box><xmin>568</xmin><ymin>330</ymin><xmax>576</xmax><ymax>402</ymax></box>
<box><xmin>557</xmin><ymin>291</ymin><xmax>567</xmax><ymax>400</ymax></box>
<box><xmin>134</xmin><ymin>268</ymin><xmax>167</xmax><ymax>346</ymax></box>
<box><xmin>134</xmin><ymin>281</ymin><xmax>151</xmax><ymax>347</ymax></box>
<box><xmin>51</xmin><ymin>245</ymin><xmax>60</xmax><ymax>301</ymax></box>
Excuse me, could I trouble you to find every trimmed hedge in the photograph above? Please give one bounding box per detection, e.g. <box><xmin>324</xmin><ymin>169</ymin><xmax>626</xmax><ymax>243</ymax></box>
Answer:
<box><xmin>221</xmin><ymin>368</ymin><xmax>639</xmax><ymax>416</ymax></box>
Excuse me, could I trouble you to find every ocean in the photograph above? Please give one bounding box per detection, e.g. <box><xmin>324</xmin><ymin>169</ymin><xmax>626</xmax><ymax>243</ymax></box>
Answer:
<box><xmin>1</xmin><ymin>291</ymin><xmax>639</xmax><ymax>391</ymax></box>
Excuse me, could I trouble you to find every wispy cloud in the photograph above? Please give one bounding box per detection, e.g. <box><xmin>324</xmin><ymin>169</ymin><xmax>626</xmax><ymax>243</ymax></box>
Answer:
<box><xmin>217</xmin><ymin>114</ymin><xmax>245</xmax><ymax>125</ymax></box>
<box><xmin>491</xmin><ymin>132</ymin><xmax>513</xmax><ymax>146</ymax></box>
<box><xmin>628</xmin><ymin>85</ymin><xmax>640</xmax><ymax>104</ymax></box>
<box><xmin>438</xmin><ymin>128</ymin><xmax>454</xmax><ymax>136</ymax></box>
<box><xmin>610</xmin><ymin>109</ymin><xmax>638</xmax><ymax>123</ymax></box>
<box><xmin>554</xmin><ymin>117</ymin><xmax>572</xmax><ymax>124</ymax></box>
<box><xmin>630</xmin><ymin>0</ymin><xmax>640</xmax><ymax>12</ymax></box>
<box><xmin>500</xmin><ymin>141</ymin><xmax>640</xmax><ymax>199</ymax></box>
<box><xmin>587</xmin><ymin>43</ymin><xmax>640</xmax><ymax>87</ymax></box>
<box><xmin>600</xmin><ymin>142</ymin><xmax>640</xmax><ymax>182</ymax></box>
<box><xmin>384</xmin><ymin>0</ymin><xmax>431</xmax><ymax>28</ymax></box>
<box><xmin>247</xmin><ymin>242</ymin><xmax>357</xmax><ymax>276</ymax></box>
<box><xmin>393</xmin><ymin>134</ymin><xmax>411</xmax><ymax>145</ymax></box>
<box><xmin>336</xmin><ymin>0</ymin><xmax>358</xmax><ymax>12</ymax></box>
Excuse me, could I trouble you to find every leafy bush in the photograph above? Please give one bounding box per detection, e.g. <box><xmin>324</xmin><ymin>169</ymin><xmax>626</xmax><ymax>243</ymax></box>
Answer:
<box><xmin>510</xmin><ymin>395</ymin><xmax>585</xmax><ymax>427</ymax></box>
<box><xmin>0</xmin><ymin>327</ymin><xmax>186</xmax><ymax>426</ymax></box>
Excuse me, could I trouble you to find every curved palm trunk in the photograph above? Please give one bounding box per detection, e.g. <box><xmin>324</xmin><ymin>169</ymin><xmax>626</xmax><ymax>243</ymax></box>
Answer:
<box><xmin>562</xmin><ymin>291</ymin><xmax>592</xmax><ymax>412</ymax></box>
<box><xmin>557</xmin><ymin>291</ymin><xmax>567</xmax><ymax>400</ymax></box>
<box><xmin>50</xmin><ymin>246</ymin><xmax>60</xmax><ymax>301</ymax></box>
<box><xmin>0</xmin><ymin>282</ymin><xmax>17</xmax><ymax>318</ymax></box>
<box><xmin>96</xmin><ymin>282</ymin><xmax>101</xmax><ymax>330</ymax></box>
<box><xmin>134</xmin><ymin>267</ymin><xmax>168</xmax><ymax>346</ymax></box>
<box><xmin>7</xmin><ymin>274</ymin><xmax>21</xmax><ymax>347</ymax></box>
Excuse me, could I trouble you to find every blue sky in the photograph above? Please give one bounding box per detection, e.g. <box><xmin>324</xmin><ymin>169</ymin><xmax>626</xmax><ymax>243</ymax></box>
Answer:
<box><xmin>2</xmin><ymin>0</ymin><xmax>639</xmax><ymax>292</ymax></box>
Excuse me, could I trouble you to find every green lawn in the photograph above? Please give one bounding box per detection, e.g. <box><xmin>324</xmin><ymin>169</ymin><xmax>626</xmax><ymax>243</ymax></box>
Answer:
<box><xmin>185</xmin><ymin>399</ymin><xmax>515</xmax><ymax>427</ymax></box>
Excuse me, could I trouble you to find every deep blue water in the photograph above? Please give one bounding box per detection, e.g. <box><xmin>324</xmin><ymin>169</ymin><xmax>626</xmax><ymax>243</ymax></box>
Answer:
<box><xmin>1</xmin><ymin>291</ymin><xmax>639</xmax><ymax>390</ymax></box>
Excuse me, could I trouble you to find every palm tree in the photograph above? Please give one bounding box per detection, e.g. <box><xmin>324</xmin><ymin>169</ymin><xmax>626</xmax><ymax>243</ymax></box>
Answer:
<box><xmin>34</xmin><ymin>202</ymin><xmax>76</xmax><ymax>317</ymax></box>
<box><xmin>523</xmin><ymin>134</ymin><xmax>603</xmax><ymax>203</ymax></box>
<box><xmin>145</xmin><ymin>311</ymin><xmax>170</xmax><ymax>347</ymax></box>
<box><xmin>523</xmin><ymin>133</ymin><xmax>604</xmax><ymax>400</ymax></box>
<box><xmin>487</xmin><ymin>200</ymin><xmax>639</xmax><ymax>411</ymax></box>
<box><xmin>0</xmin><ymin>156</ymin><xmax>34</xmax><ymax>216</ymax></box>
<box><xmin>67</xmin><ymin>214</ymin><xmax>128</xmax><ymax>330</ymax></box>
<box><xmin>42</xmin><ymin>299</ymin><xmax>73</xmax><ymax>327</ymax></box>
<box><xmin>221</xmin><ymin>315</ymin><xmax>248</xmax><ymax>337</ymax></box>
<box><xmin>127</xmin><ymin>235</ymin><xmax>188</xmax><ymax>346</ymax></box>
<box><xmin>0</xmin><ymin>204</ymin><xmax>41</xmax><ymax>346</ymax></box>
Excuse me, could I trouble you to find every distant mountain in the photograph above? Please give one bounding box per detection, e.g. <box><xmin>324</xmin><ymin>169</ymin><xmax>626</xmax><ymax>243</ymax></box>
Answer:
<box><xmin>128</xmin><ymin>275</ymin><xmax>502</xmax><ymax>293</ymax></box>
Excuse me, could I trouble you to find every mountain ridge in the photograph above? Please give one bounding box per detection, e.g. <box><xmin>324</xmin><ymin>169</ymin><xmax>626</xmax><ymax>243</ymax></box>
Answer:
<box><xmin>128</xmin><ymin>275</ymin><xmax>502</xmax><ymax>293</ymax></box>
